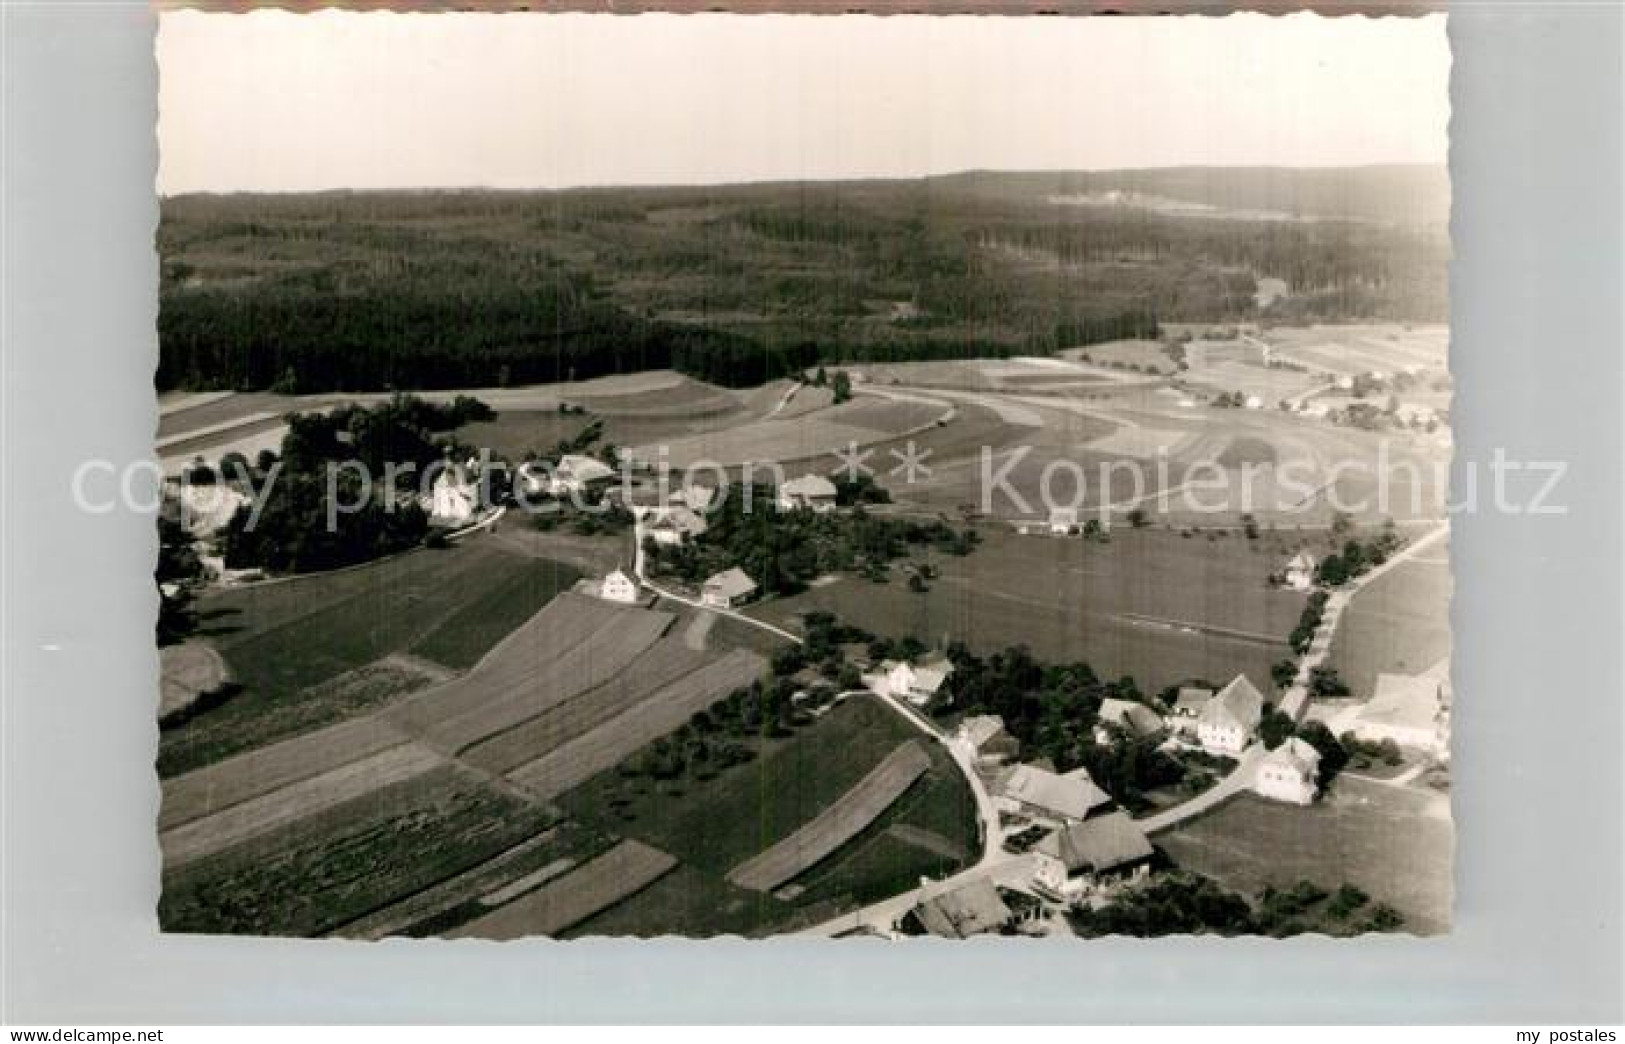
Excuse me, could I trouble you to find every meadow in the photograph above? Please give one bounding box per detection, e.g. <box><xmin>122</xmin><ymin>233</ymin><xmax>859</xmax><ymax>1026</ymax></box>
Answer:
<box><xmin>752</xmin><ymin>526</ymin><xmax>1306</xmax><ymax>695</ymax></box>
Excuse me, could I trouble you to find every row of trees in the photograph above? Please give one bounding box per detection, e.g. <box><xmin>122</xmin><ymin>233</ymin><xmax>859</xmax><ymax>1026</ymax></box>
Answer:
<box><xmin>1072</xmin><ymin>872</ymin><xmax>1406</xmax><ymax>937</ymax></box>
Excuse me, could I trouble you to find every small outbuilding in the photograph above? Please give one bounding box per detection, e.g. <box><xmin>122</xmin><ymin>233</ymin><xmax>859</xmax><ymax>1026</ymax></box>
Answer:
<box><xmin>1094</xmin><ymin>698</ymin><xmax>1165</xmax><ymax>744</ymax></box>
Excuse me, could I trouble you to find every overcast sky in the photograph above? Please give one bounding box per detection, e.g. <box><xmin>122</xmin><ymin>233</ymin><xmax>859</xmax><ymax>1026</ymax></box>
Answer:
<box><xmin>158</xmin><ymin>11</ymin><xmax>1449</xmax><ymax>195</ymax></box>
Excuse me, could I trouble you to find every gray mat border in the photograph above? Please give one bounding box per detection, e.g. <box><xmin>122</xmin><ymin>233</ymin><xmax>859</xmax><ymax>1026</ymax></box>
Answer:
<box><xmin>2</xmin><ymin>5</ymin><xmax>1620</xmax><ymax>1025</ymax></box>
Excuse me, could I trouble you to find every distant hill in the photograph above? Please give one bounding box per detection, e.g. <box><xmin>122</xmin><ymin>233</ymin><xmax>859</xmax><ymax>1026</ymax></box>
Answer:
<box><xmin>158</xmin><ymin>168</ymin><xmax>1449</xmax><ymax>394</ymax></box>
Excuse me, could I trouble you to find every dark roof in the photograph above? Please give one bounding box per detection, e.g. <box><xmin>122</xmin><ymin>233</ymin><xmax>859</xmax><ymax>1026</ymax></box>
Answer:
<box><xmin>911</xmin><ymin>878</ymin><xmax>1013</xmax><ymax>939</ymax></box>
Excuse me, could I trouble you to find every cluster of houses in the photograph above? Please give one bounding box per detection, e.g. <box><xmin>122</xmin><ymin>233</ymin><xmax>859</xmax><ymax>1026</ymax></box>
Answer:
<box><xmin>425</xmin><ymin>451</ymin><xmax>620</xmax><ymax>528</ymax></box>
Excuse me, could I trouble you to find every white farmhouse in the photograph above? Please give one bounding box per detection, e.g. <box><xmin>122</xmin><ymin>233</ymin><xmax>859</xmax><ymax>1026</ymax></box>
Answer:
<box><xmin>1196</xmin><ymin>674</ymin><xmax>1266</xmax><ymax>755</ymax></box>
<box><xmin>1283</xmin><ymin>551</ymin><xmax>1317</xmax><ymax>592</ymax></box>
<box><xmin>1048</xmin><ymin>507</ymin><xmax>1079</xmax><ymax>535</ymax></box>
<box><xmin>599</xmin><ymin>568</ymin><xmax>640</xmax><ymax>605</ymax></box>
<box><xmin>1032</xmin><ymin>812</ymin><xmax>1154</xmax><ymax>898</ymax></box>
<box><xmin>700</xmin><ymin>566</ymin><xmax>757</xmax><ymax>609</ymax></box>
<box><xmin>428</xmin><ymin>464</ymin><xmax>477</xmax><ymax>525</ymax></box>
<box><xmin>778</xmin><ymin>474</ymin><xmax>838</xmax><ymax>513</ymax></box>
<box><xmin>1254</xmin><ymin>737</ymin><xmax>1321</xmax><ymax>805</ymax></box>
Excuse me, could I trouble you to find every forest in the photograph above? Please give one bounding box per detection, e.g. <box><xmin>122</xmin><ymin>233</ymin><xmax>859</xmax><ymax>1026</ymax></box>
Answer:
<box><xmin>158</xmin><ymin>167</ymin><xmax>1448</xmax><ymax>394</ymax></box>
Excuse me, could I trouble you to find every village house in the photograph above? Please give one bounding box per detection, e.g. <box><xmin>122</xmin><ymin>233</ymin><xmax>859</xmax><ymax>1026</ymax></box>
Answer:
<box><xmin>1094</xmin><ymin>698</ymin><xmax>1165</xmax><ymax>745</ymax></box>
<box><xmin>1283</xmin><ymin>551</ymin><xmax>1318</xmax><ymax>592</ymax></box>
<box><xmin>1048</xmin><ymin>507</ymin><xmax>1079</xmax><ymax>535</ymax></box>
<box><xmin>1032</xmin><ymin>811</ymin><xmax>1155</xmax><ymax>899</ymax></box>
<box><xmin>867</xmin><ymin>655</ymin><xmax>954</xmax><ymax>707</ymax></box>
<box><xmin>995</xmin><ymin>763</ymin><xmax>1113</xmax><ymax>824</ymax></box>
<box><xmin>898</xmin><ymin>878</ymin><xmax>1014</xmax><ymax>940</ymax></box>
<box><xmin>1254</xmin><ymin>736</ymin><xmax>1322</xmax><ymax>805</ymax></box>
<box><xmin>1348</xmin><ymin>658</ymin><xmax>1452</xmax><ymax>759</ymax></box>
<box><xmin>700</xmin><ymin>566</ymin><xmax>757</xmax><ymax>609</ymax></box>
<box><xmin>1196</xmin><ymin>674</ymin><xmax>1266</xmax><ymax>755</ymax></box>
<box><xmin>645</xmin><ymin>505</ymin><xmax>709</xmax><ymax>547</ymax></box>
<box><xmin>777</xmin><ymin>474</ymin><xmax>838</xmax><ymax>513</ymax></box>
<box><xmin>956</xmin><ymin>714</ymin><xmax>1020</xmax><ymax>764</ymax></box>
<box><xmin>555</xmin><ymin>453</ymin><xmax>615</xmax><ymax>494</ymax></box>
<box><xmin>599</xmin><ymin>568</ymin><xmax>640</xmax><ymax>605</ymax></box>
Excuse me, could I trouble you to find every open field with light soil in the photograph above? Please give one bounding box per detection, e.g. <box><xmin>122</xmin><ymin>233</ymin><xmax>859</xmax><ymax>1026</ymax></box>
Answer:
<box><xmin>1155</xmin><ymin>776</ymin><xmax>1453</xmax><ymax>934</ymax></box>
<box><xmin>726</xmin><ymin>740</ymin><xmax>932</xmax><ymax>892</ymax></box>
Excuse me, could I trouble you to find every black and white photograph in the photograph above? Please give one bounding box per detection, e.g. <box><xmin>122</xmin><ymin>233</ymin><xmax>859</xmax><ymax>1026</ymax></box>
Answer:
<box><xmin>145</xmin><ymin>9</ymin><xmax>1459</xmax><ymax>942</ymax></box>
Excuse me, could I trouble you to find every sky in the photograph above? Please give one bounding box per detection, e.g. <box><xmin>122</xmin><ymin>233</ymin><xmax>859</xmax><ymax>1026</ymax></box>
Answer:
<box><xmin>157</xmin><ymin>11</ymin><xmax>1449</xmax><ymax>195</ymax></box>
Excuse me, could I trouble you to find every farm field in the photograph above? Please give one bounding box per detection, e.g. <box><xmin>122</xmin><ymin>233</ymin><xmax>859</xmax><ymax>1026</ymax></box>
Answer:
<box><xmin>504</xmin><ymin>648</ymin><xmax>767</xmax><ymax>800</ymax></box>
<box><xmin>451</xmin><ymin>410</ymin><xmax>591</xmax><ymax>461</ymax></box>
<box><xmin>447</xmin><ymin>840</ymin><xmax>680</xmax><ymax>940</ymax></box>
<box><xmin>159</xmin><ymin>540</ymin><xmax>581</xmax><ymax>776</ymax></box>
<box><xmin>1260</xmin><ymin>324</ymin><xmax>1449</xmax><ymax>378</ymax></box>
<box><xmin>1155</xmin><ymin>776</ymin><xmax>1453</xmax><ymax>934</ymax></box>
<box><xmin>159</xmin><ymin>764</ymin><xmax>556</xmax><ymax>936</ymax></box>
<box><xmin>626</xmin><ymin>394</ymin><xmax>949</xmax><ymax>471</ymax></box>
<box><xmin>558</xmin><ymin>695</ymin><xmax>978</xmax><ymax>937</ymax></box>
<box><xmin>750</xmin><ymin>526</ymin><xmax>1306</xmax><ymax>695</ymax></box>
<box><xmin>1326</xmin><ymin>541</ymin><xmax>1453</xmax><ymax>698</ymax></box>
<box><xmin>159</xmin><ymin>717</ymin><xmax>411</xmax><ymax>832</ymax></box>
<box><xmin>384</xmin><ymin>595</ymin><xmax>675</xmax><ymax>754</ymax></box>
<box><xmin>726</xmin><ymin>740</ymin><xmax>932</xmax><ymax>892</ymax></box>
<box><xmin>160</xmin><ymin>564</ymin><xmax>771</xmax><ymax>938</ymax></box>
